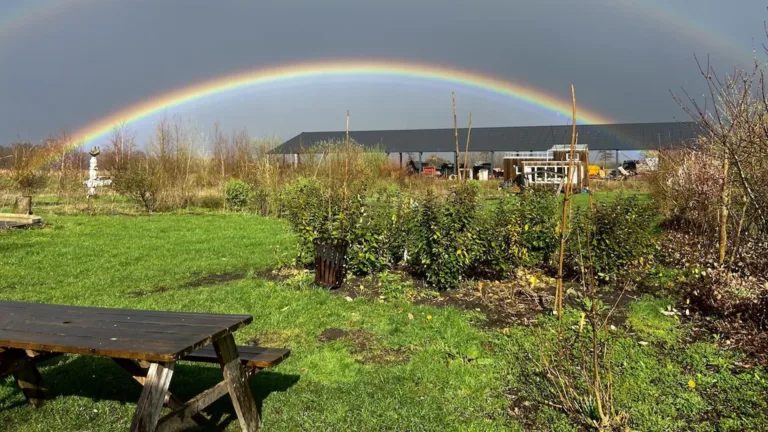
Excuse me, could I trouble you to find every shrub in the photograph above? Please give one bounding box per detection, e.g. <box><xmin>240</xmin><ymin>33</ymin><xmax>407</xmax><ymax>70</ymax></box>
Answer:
<box><xmin>280</xmin><ymin>177</ymin><xmax>327</xmax><ymax>262</ymax></box>
<box><xmin>112</xmin><ymin>164</ymin><xmax>161</xmax><ymax>212</ymax></box>
<box><xmin>569</xmin><ymin>194</ymin><xmax>657</xmax><ymax>281</ymax></box>
<box><xmin>516</xmin><ymin>189</ymin><xmax>559</xmax><ymax>267</ymax></box>
<box><xmin>224</xmin><ymin>179</ymin><xmax>251</xmax><ymax>210</ymax></box>
<box><xmin>473</xmin><ymin>192</ymin><xmax>527</xmax><ymax>278</ymax></box>
<box><xmin>408</xmin><ymin>183</ymin><xmax>480</xmax><ymax>290</ymax></box>
<box><xmin>196</xmin><ymin>193</ymin><xmax>224</xmax><ymax>210</ymax></box>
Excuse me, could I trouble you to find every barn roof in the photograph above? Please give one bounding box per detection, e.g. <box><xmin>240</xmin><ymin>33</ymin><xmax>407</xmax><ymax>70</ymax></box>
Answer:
<box><xmin>271</xmin><ymin>122</ymin><xmax>699</xmax><ymax>154</ymax></box>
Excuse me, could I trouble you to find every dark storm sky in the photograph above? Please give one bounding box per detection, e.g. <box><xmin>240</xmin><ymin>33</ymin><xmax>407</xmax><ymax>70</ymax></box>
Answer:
<box><xmin>0</xmin><ymin>0</ymin><xmax>764</xmax><ymax>145</ymax></box>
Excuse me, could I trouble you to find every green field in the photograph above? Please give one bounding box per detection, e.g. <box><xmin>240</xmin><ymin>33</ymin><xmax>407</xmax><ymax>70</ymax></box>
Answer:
<box><xmin>2</xmin><ymin>214</ymin><xmax>767</xmax><ymax>431</ymax></box>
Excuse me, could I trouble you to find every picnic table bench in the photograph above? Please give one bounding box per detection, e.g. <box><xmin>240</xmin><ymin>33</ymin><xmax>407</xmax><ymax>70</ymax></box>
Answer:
<box><xmin>0</xmin><ymin>300</ymin><xmax>290</xmax><ymax>432</ymax></box>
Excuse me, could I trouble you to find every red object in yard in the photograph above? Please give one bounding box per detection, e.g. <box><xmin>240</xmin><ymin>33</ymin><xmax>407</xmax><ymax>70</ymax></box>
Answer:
<box><xmin>422</xmin><ymin>166</ymin><xmax>436</xmax><ymax>176</ymax></box>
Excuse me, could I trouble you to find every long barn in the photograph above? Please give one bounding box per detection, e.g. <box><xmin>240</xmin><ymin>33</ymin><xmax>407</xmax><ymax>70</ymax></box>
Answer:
<box><xmin>271</xmin><ymin>121</ymin><xmax>699</xmax><ymax>173</ymax></box>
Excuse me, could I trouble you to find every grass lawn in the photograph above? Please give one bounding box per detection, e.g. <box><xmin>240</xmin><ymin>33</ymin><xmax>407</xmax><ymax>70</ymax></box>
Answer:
<box><xmin>2</xmin><ymin>213</ymin><xmax>768</xmax><ymax>431</ymax></box>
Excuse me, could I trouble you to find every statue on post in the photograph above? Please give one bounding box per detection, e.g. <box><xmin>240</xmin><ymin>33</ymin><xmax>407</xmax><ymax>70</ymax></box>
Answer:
<box><xmin>84</xmin><ymin>147</ymin><xmax>112</xmax><ymax>198</ymax></box>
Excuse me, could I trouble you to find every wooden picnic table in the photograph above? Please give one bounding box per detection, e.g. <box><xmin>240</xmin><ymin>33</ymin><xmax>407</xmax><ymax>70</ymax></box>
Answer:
<box><xmin>0</xmin><ymin>300</ymin><xmax>263</xmax><ymax>432</ymax></box>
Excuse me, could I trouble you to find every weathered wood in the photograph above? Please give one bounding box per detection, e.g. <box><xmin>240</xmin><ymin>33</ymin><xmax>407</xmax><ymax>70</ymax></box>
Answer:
<box><xmin>6</xmin><ymin>349</ymin><xmax>50</xmax><ymax>408</ymax></box>
<box><xmin>12</xmin><ymin>196</ymin><xmax>32</xmax><ymax>214</ymax></box>
<box><xmin>1</xmin><ymin>300</ymin><xmax>252</xmax><ymax>325</ymax></box>
<box><xmin>155</xmin><ymin>381</ymin><xmax>229</xmax><ymax>432</ymax></box>
<box><xmin>214</xmin><ymin>334</ymin><xmax>261</xmax><ymax>431</ymax></box>
<box><xmin>0</xmin><ymin>301</ymin><xmax>252</xmax><ymax>362</ymax></box>
<box><xmin>130</xmin><ymin>362</ymin><xmax>175</xmax><ymax>432</ymax></box>
<box><xmin>184</xmin><ymin>345</ymin><xmax>290</xmax><ymax>370</ymax></box>
<box><xmin>112</xmin><ymin>358</ymin><xmax>213</xmax><ymax>430</ymax></box>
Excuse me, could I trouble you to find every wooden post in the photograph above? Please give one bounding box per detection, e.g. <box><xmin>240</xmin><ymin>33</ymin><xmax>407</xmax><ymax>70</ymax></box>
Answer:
<box><xmin>130</xmin><ymin>362</ymin><xmax>175</xmax><ymax>432</ymax></box>
<box><xmin>454</xmin><ymin>152</ymin><xmax>459</xmax><ymax>178</ymax></box>
<box><xmin>555</xmin><ymin>85</ymin><xmax>578</xmax><ymax>318</ymax></box>
<box><xmin>463</xmin><ymin>112</ymin><xmax>472</xmax><ymax>182</ymax></box>
<box><xmin>719</xmin><ymin>156</ymin><xmax>730</xmax><ymax>265</ymax></box>
<box><xmin>490</xmin><ymin>151</ymin><xmax>495</xmax><ymax>177</ymax></box>
<box><xmin>452</xmin><ymin>92</ymin><xmax>460</xmax><ymax>179</ymax></box>
<box><xmin>6</xmin><ymin>349</ymin><xmax>49</xmax><ymax>408</ymax></box>
<box><xmin>399</xmin><ymin>152</ymin><xmax>403</xmax><ymax>168</ymax></box>
<box><xmin>418</xmin><ymin>152</ymin><xmax>423</xmax><ymax>175</ymax></box>
<box><xmin>13</xmin><ymin>196</ymin><xmax>32</xmax><ymax>215</ymax></box>
<box><xmin>214</xmin><ymin>334</ymin><xmax>260</xmax><ymax>431</ymax></box>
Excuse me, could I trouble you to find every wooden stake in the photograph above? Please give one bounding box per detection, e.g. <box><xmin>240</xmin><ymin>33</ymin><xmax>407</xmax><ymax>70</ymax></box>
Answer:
<box><xmin>463</xmin><ymin>112</ymin><xmax>473</xmax><ymax>182</ymax></box>
<box><xmin>718</xmin><ymin>155</ymin><xmax>729</xmax><ymax>265</ymax></box>
<box><xmin>344</xmin><ymin>110</ymin><xmax>350</xmax><ymax>204</ymax></box>
<box><xmin>452</xmin><ymin>92</ymin><xmax>460</xmax><ymax>181</ymax></box>
<box><xmin>555</xmin><ymin>85</ymin><xmax>578</xmax><ymax>318</ymax></box>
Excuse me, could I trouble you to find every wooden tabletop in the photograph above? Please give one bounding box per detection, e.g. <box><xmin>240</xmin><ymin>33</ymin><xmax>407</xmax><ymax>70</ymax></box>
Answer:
<box><xmin>0</xmin><ymin>301</ymin><xmax>253</xmax><ymax>362</ymax></box>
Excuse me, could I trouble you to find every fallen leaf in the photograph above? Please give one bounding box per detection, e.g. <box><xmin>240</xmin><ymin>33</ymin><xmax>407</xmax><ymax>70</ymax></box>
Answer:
<box><xmin>408</xmin><ymin>313</ymin><xmax>414</xmax><ymax>320</ymax></box>
<box><xmin>426</xmin><ymin>315</ymin><xmax>433</xmax><ymax>320</ymax></box>
<box><xmin>345</xmin><ymin>296</ymin><xmax>353</xmax><ymax>302</ymax></box>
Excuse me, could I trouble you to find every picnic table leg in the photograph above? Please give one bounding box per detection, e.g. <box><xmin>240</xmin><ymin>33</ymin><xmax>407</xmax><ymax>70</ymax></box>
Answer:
<box><xmin>214</xmin><ymin>334</ymin><xmax>261</xmax><ymax>431</ymax></box>
<box><xmin>2</xmin><ymin>348</ymin><xmax>50</xmax><ymax>408</ymax></box>
<box><xmin>129</xmin><ymin>362</ymin><xmax>175</xmax><ymax>432</ymax></box>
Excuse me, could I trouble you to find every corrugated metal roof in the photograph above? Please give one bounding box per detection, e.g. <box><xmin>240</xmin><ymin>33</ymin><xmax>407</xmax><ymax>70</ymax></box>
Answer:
<box><xmin>271</xmin><ymin>122</ymin><xmax>699</xmax><ymax>153</ymax></box>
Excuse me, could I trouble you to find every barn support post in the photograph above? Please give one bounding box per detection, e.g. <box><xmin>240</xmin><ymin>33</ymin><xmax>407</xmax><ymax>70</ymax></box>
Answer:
<box><xmin>418</xmin><ymin>152</ymin><xmax>423</xmax><ymax>175</ymax></box>
<box><xmin>399</xmin><ymin>152</ymin><xmax>403</xmax><ymax>168</ymax></box>
<box><xmin>490</xmin><ymin>151</ymin><xmax>495</xmax><ymax>176</ymax></box>
<box><xmin>454</xmin><ymin>151</ymin><xmax>459</xmax><ymax>176</ymax></box>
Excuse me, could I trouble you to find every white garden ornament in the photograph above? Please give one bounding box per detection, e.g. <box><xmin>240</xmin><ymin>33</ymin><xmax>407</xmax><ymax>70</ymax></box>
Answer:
<box><xmin>84</xmin><ymin>147</ymin><xmax>112</xmax><ymax>198</ymax></box>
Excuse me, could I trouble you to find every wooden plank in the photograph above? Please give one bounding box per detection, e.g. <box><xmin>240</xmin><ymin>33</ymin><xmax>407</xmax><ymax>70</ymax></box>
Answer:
<box><xmin>112</xmin><ymin>358</ymin><xmax>213</xmax><ymax>430</ymax></box>
<box><xmin>0</xmin><ymin>329</ymin><xmax>216</xmax><ymax>362</ymax></box>
<box><xmin>0</xmin><ymin>320</ymin><xmax>234</xmax><ymax>346</ymax></box>
<box><xmin>184</xmin><ymin>345</ymin><xmax>290</xmax><ymax>369</ymax></box>
<box><xmin>0</xmin><ymin>301</ymin><xmax>252</xmax><ymax>324</ymax></box>
<box><xmin>0</xmin><ymin>310</ymin><xmax>251</xmax><ymax>361</ymax></box>
<box><xmin>129</xmin><ymin>362</ymin><xmax>175</xmax><ymax>432</ymax></box>
<box><xmin>155</xmin><ymin>381</ymin><xmax>229</xmax><ymax>432</ymax></box>
<box><xmin>0</xmin><ymin>312</ymin><xmax>253</xmax><ymax>333</ymax></box>
<box><xmin>214</xmin><ymin>334</ymin><xmax>260</xmax><ymax>431</ymax></box>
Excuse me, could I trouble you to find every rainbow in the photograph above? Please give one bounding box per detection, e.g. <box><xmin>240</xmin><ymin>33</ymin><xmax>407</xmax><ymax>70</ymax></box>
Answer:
<box><xmin>603</xmin><ymin>0</ymin><xmax>756</xmax><ymax>64</ymax></box>
<box><xmin>63</xmin><ymin>59</ymin><xmax>611</xmax><ymax>148</ymax></box>
<box><xmin>1</xmin><ymin>0</ymin><xmax>756</xmax><ymax>65</ymax></box>
<box><xmin>0</xmin><ymin>0</ymin><xmax>88</xmax><ymax>44</ymax></box>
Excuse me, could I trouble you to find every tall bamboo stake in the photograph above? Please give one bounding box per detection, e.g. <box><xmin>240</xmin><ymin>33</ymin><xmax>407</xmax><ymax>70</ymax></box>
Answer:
<box><xmin>345</xmin><ymin>110</ymin><xmax>350</xmax><ymax>204</ymax></box>
<box><xmin>555</xmin><ymin>85</ymin><xmax>578</xmax><ymax>318</ymax></box>
<box><xmin>718</xmin><ymin>155</ymin><xmax>729</xmax><ymax>265</ymax></box>
<box><xmin>452</xmin><ymin>92</ymin><xmax>460</xmax><ymax>181</ymax></box>
<box><xmin>463</xmin><ymin>112</ymin><xmax>473</xmax><ymax>182</ymax></box>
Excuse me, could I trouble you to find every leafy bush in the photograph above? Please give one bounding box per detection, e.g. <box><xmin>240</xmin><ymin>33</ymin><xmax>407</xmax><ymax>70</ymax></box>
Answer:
<box><xmin>279</xmin><ymin>179</ymin><xmax>562</xmax><ymax>289</ymax></box>
<box><xmin>569</xmin><ymin>194</ymin><xmax>657</xmax><ymax>281</ymax></box>
<box><xmin>224</xmin><ymin>179</ymin><xmax>251</xmax><ymax>210</ymax></box>
<box><xmin>516</xmin><ymin>189</ymin><xmax>560</xmax><ymax>267</ymax></box>
<box><xmin>280</xmin><ymin>177</ymin><xmax>328</xmax><ymax>262</ymax></box>
<box><xmin>113</xmin><ymin>164</ymin><xmax>161</xmax><ymax>212</ymax></box>
<box><xmin>408</xmin><ymin>183</ymin><xmax>480</xmax><ymax>290</ymax></box>
<box><xmin>473</xmin><ymin>193</ymin><xmax>527</xmax><ymax>279</ymax></box>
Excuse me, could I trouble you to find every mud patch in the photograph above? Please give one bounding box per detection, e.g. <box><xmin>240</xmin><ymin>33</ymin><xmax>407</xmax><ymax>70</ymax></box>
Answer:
<box><xmin>318</xmin><ymin>328</ymin><xmax>350</xmax><ymax>342</ymax></box>
<box><xmin>318</xmin><ymin>327</ymin><xmax>409</xmax><ymax>365</ymax></box>
<box><xmin>182</xmin><ymin>271</ymin><xmax>245</xmax><ymax>288</ymax></box>
<box><xmin>129</xmin><ymin>271</ymin><xmax>245</xmax><ymax>297</ymax></box>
